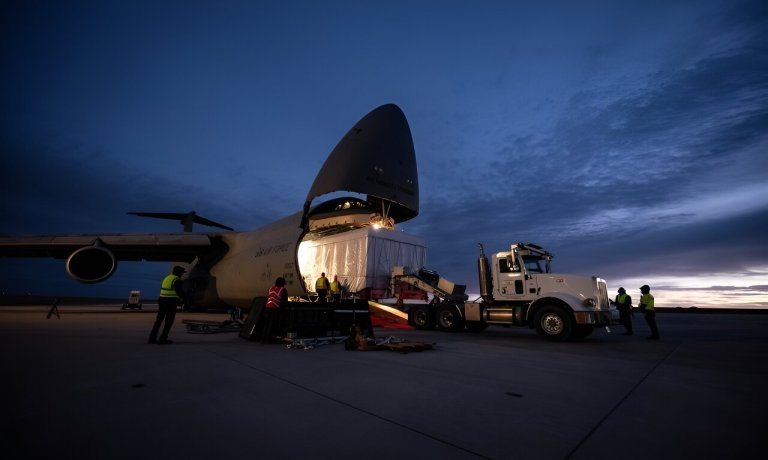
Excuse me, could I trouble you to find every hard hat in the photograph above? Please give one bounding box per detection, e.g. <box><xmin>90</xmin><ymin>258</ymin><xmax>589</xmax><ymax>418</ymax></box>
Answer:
<box><xmin>640</xmin><ymin>284</ymin><xmax>650</xmax><ymax>292</ymax></box>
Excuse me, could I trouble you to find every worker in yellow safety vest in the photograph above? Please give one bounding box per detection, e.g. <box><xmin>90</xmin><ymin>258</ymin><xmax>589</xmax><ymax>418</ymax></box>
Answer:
<box><xmin>330</xmin><ymin>275</ymin><xmax>342</xmax><ymax>303</ymax></box>
<box><xmin>315</xmin><ymin>272</ymin><xmax>329</xmax><ymax>304</ymax></box>
<box><xmin>639</xmin><ymin>284</ymin><xmax>660</xmax><ymax>340</ymax></box>
<box><xmin>148</xmin><ymin>266</ymin><xmax>185</xmax><ymax>344</ymax></box>
<box><xmin>615</xmin><ymin>287</ymin><xmax>633</xmax><ymax>336</ymax></box>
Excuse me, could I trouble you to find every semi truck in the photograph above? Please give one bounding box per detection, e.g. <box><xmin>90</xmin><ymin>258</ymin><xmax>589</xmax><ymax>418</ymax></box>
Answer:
<box><xmin>398</xmin><ymin>242</ymin><xmax>611</xmax><ymax>341</ymax></box>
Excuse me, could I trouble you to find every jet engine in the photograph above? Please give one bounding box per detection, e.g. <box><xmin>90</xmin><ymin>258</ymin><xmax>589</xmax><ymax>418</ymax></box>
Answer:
<box><xmin>66</xmin><ymin>245</ymin><xmax>117</xmax><ymax>283</ymax></box>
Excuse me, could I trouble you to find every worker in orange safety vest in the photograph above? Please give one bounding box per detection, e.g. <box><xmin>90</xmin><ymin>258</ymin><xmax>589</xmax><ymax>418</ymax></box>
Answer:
<box><xmin>262</xmin><ymin>277</ymin><xmax>288</xmax><ymax>343</ymax></box>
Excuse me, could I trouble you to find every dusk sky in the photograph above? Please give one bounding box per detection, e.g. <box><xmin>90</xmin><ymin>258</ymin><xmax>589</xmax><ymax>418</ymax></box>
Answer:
<box><xmin>1</xmin><ymin>0</ymin><xmax>766</xmax><ymax>308</ymax></box>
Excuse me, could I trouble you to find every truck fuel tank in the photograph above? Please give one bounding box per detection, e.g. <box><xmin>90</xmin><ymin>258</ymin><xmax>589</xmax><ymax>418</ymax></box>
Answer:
<box><xmin>465</xmin><ymin>302</ymin><xmax>524</xmax><ymax>324</ymax></box>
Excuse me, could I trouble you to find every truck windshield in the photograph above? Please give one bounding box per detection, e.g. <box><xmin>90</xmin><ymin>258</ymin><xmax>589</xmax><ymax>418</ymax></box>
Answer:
<box><xmin>523</xmin><ymin>256</ymin><xmax>546</xmax><ymax>273</ymax></box>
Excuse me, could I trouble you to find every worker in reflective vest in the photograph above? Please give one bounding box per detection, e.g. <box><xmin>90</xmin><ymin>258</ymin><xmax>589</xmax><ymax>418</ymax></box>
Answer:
<box><xmin>262</xmin><ymin>277</ymin><xmax>287</xmax><ymax>343</ymax></box>
<box><xmin>615</xmin><ymin>287</ymin><xmax>633</xmax><ymax>336</ymax></box>
<box><xmin>329</xmin><ymin>275</ymin><xmax>342</xmax><ymax>303</ymax></box>
<box><xmin>315</xmin><ymin>272</ymin><xmax>329</xmax><ymax>303</ymax></box>
<box><xmin>639</xmin><ymin>284</ymin><xmax>660</xmax><ymax>340</ymax></box>
<box><xmin>148</xmin><ymin>265</ymin><xmax>185</xmax><ymax>344</ymax></box>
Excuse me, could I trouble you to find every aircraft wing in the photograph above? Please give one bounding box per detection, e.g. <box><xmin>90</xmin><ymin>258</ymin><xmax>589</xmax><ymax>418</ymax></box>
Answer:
<box><xmin>0</xmin><ymin>233</ymin><xmax>226</xmax><ymax>283</ymax></box>
<box><xmin>0</xmin><ymin>233</ymin><xmax>215</xmax><ymax>261</ymax></box>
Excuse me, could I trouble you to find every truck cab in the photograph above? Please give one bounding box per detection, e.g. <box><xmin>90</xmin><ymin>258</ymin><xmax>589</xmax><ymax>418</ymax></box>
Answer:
<box><xmin>491</xmin><ymin>243</ymin><xmax>551</xmax><ymax>301</ymax></box>
<box><xmin>478</xmin><ymin>243</ymin><xmax>611</xmax><ymax>339</ymax></box>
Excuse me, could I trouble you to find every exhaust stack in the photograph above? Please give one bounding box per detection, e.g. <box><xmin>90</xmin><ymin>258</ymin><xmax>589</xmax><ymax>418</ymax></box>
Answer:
<box><xmin>478</xmin><ymin>243</ymin><xmax>493</xmax><ymax>302</ymax></box>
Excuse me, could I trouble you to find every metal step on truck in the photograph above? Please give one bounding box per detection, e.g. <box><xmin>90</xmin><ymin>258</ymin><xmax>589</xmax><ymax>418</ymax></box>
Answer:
<box><xmin>394</xmin><ymin>242</ymin><xmax>613</xmax><ymax>341</ymax></box>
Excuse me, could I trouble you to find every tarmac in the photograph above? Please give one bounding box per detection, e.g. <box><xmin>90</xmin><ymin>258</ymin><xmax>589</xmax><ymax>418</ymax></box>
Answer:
<box><xmin>1</xmin><ymin>304</ymin><xmax>766</xmax><ymax>460</ymax></box>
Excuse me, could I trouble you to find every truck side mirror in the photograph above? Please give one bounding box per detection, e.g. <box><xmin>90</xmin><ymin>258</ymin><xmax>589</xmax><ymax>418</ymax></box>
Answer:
<box><xmin>507</xmin><ymin>255</ymin><xmax>519</xmax><ymax>272</ymax></box>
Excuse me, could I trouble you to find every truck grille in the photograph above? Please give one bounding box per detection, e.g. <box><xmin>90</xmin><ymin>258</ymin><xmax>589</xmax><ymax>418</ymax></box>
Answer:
<box><xmin>594</xmin><ymin>277</ymin><xmax>610</xmax><ymax>310</ymax></box>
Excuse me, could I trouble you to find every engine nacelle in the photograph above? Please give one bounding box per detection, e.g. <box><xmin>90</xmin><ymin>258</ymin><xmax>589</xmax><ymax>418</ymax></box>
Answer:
<box><xmin>66</xmin><ymin>246</ymin><xmax>117</xmax><ymax>283</ymax></box>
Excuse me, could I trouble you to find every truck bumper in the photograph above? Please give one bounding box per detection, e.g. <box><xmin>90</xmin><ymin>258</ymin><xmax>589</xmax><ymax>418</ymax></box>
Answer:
<box><xmin>574</xmin><ymin>310</ymin><xmax>611</xmax><ymax>326</ymax></box>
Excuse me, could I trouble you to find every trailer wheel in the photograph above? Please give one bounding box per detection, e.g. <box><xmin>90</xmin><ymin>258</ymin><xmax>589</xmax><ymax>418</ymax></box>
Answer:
<box><xmin>534</xmin><ymin>305</ymin><xmax>572</xmax><ymax>341</ymax></box>
<box><xmin>409</xmin><ymin>305</ymin><xmax>433</xmax><ymax>330</ymax></box>
<box><xmin>436</xmin><ymin>304</ymin><xmax>464</xmax><ymax>332</ymax></box>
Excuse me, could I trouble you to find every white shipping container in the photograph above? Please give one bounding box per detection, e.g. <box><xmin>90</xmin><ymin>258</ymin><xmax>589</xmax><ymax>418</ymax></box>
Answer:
<box><xmin>298</xmin><ymin>227</ymin><xmax>426</xmax><ymax>294</ymax></box>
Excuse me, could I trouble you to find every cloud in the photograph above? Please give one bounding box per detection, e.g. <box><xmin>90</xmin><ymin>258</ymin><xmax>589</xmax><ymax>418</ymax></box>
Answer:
<box><xmin>0</xmin><ymin>135</ymin><xmax>280</xmax><ymax>234</ymax></box>
<box><xmin>663</xmin><ymin>285</ymin><xmax>768</xmax><ymax>292</ymax></box>
<box><xmin>403</xmin><ymin>14</ymin><xmax>768</xmax><ymax>292</ymax></box>
<box><xmin>1</xmin><ymin>0</ymin><xmax>766</xmax><ymax>306</ymax></box>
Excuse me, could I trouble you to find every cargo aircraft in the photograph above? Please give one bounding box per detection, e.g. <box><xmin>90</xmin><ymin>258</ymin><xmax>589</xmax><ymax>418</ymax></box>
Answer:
<box><xmin>0</xmin><ymin>104</ymin><xmax>420</xmax><ymax>310</ymax></box>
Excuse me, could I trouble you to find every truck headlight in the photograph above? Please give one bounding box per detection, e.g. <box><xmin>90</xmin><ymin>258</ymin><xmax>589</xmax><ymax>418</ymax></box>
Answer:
<box><xmin>583</xmin><ymin>298</ymin><xmax>596</xmax><ymax>307</ymax></box>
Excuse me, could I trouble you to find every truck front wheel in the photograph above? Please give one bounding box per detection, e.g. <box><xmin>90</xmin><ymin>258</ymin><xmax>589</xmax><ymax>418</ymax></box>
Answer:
<box><xmin>437</xmin><ymin>304</ymin><xmax>465</xmax><ymax>332</ymax></box>
<box><xmin>534</xmin><ymin>306</ymin><xmax>573</xmax><ymax>341</ymax></box>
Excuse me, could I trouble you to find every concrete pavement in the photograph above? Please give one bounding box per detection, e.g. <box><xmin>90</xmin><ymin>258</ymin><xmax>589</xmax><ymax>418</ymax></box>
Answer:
<box><xmin>1</xmin><ymin>307</ymin><xmax>766</xmax><ymax>459</ymax></box>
